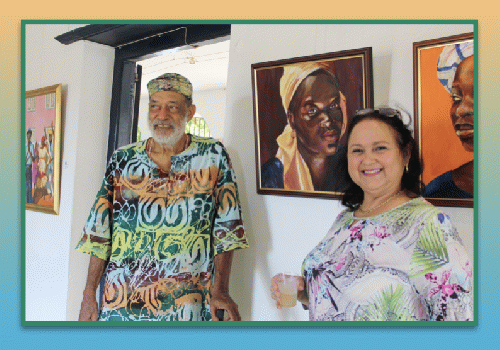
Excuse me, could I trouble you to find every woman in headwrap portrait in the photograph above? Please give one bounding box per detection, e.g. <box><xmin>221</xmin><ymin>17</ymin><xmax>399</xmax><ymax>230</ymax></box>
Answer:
<box><xmin>261</xmin><ymin>61</ymin><xmax>349</xmax><ymax>192</ymax></box>
<box><xmin>423</xmin><ymin>42</ymin><xmax>474</xmax><ymax>198</ymax></box>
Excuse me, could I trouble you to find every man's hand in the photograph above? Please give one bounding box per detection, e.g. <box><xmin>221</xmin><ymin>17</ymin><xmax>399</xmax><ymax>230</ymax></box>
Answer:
<box><xmin>211</xmin><ymin>250</ymin><xmax>241</xmax><ymax>321</ymax></box>
<box><xmin>78</xmin><ymin>255</ymin><xmax>106</xmax><ymax>321</ymax></box>
<box><xmin>210</xmin><ymin>290</ymin><xmax>241</xmax><ymax>321</ymax></box>
<box><xmin>78</xmin><ymin>293</ymin><xmax>99</xmax><ymax>321</ymax></box>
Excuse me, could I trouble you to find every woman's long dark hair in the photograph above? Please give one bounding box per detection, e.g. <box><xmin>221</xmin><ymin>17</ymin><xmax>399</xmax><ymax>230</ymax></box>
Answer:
<box><xmin>340</xmin><ymin>111</ymin><xmax>423</xmax><ymax>211</ymax></box>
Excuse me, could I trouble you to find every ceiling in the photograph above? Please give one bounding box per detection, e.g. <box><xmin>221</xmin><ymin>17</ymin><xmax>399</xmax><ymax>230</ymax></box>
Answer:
<box><xmin>138</xmin><ymin>39</ymin><xmax>230</xmax><ymax>93</ymax></box>
<box><xmin>55</xmin><ymin>24</ymin><xmax>231</xmax><ymax>94</ymax></box>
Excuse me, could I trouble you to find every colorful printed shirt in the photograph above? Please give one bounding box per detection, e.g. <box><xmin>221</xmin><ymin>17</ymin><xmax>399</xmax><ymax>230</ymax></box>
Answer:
<box><xmin>76</xmin><ymin>136</ymin><xmax>249</xmax><ymax>321</ymax></box>
<box><xmin>302</xmin><ymin>197</ymin><xmax>473</xmax><ymax>321</ymax></box>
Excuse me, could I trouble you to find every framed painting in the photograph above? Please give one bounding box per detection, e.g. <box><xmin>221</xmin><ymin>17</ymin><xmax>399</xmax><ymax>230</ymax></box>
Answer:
<box><xmin>25</xmin><ymin>84</ymin><xmax>62</xmax><ymax>214</ymax></box>
<box><xmin>413</xmin><ymin>33</ymin><xmax>474</xmax><ymax>207</ymax></box>
<box><xmin>252</xmin><ymin>48</ymin><xmax>373</xmax><ymax>199</ymax></box>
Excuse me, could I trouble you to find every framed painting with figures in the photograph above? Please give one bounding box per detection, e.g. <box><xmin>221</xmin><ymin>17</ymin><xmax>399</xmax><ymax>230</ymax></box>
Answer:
<box><xmin>25</xmin><ymin>83</ymin><xmax>62</xmax><ymax>214</ymax></box>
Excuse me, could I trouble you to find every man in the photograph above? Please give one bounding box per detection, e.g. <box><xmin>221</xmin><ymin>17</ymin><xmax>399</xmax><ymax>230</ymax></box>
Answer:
<box><xmin>25</xmin><ymin>129</ymin><xmax>35</xmax><ymax>203</ymax></box>
<box><xmin>261</xmin><ymin>62</ymin><xmax>349</xmax><ymax>192</ymax></box>
<box><xmin>76</xmin><ymin>73</ymin><xmax>249</xmax><ymax>321</ymax></box>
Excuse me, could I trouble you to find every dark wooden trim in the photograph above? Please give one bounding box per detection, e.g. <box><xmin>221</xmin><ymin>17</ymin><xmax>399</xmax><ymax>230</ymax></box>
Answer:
<box><xmin>54</xmin><ymin>24</ymin><xmax>126</xmax><ymax>45</ymax></box>
<box><xmin>131</xmin><ymin>64</ymin><xmax>142</xmax><ymax>144</ymax></box>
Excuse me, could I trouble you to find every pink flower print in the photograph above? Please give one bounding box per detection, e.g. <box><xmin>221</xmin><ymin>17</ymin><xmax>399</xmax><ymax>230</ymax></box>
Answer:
<box><xmin>368</xmin><ymin>226</ymin><xmax>391</xmax><ymax>250</ymax></box>
<box><xmin>418</xmin><ymin>301</ymin><xmax>426</xmax><ymax>319</ymax></box>
<box><xmin>442</xmin><ymin>284</ymin><xmax>455</xmax><ymax>296</ymax></box>
<box><xmin>426</xmin><ymin>269</ymin><xmax>451</xmax><ymax>298</ymax></box>
<box><xmin>370</xmin><ymin>226</ymin><xmax>390</xmax><ymax>239</ymax></box>
<box><xmin>349</xmin><ymin>222</ymin><xmax>363</xmax><ymax>242</ymax></box>
<box><xmin>336</xmin><ymin>255</ymin><xmax>346</xmax><ymax>271</ymax></box>
<box><xmin>464</xmin><ymin>261</ymin><xmax>473</xmax><ymax>282</ymax></box>
<box><xmin>454</xmin><ymin>247</ymin><xmax>473</xmax><ymax>282</ymax></box>
<box><xmin>425</xmin><ymin>269</ymin><xmax>469</xmax><ymax>320</ymax></box>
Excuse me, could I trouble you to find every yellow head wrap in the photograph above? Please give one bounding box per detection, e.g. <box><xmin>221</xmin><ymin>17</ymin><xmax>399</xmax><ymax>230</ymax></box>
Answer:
<box><xmin>276</xmin><ymin>61</ymin><xmax>346</xmax><ymax>191</ymax></box>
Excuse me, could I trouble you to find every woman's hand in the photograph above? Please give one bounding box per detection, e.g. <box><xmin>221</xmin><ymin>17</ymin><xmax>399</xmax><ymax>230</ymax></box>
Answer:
<box><xmin>270</xmin><ymin>274</ymin><xmax>306</xmax><ymax>309</ymax></box>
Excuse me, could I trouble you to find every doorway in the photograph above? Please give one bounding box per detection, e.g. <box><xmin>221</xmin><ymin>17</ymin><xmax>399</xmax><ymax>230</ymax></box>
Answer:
<box><xmin>136</xmin><ymin>38</ymin><xmax>230</xmax><ymax>143</ymax></box>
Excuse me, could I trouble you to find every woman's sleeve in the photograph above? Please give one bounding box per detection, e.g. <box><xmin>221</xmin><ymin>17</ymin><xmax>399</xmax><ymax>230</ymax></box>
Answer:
<box><xmin>409</xmin><ymin>212</ymin><xmax>474</xmax><ymax>321</ymax></box>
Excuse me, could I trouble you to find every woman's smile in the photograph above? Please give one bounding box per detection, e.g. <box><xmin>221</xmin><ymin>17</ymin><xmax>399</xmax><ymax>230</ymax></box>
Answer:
<box><xmin>362</xmin><ymin>168</ymin><xmax>382</xmax><ymax>176</ymax></box>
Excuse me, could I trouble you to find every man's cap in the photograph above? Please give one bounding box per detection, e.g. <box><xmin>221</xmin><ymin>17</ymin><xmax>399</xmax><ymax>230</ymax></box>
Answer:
<box><xmin>147</xmin><ymin>73</ymin><xmax>193</xmax><ymax>102</ymax></box>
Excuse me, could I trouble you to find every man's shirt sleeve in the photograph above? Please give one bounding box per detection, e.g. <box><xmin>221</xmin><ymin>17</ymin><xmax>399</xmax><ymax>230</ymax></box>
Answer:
<box><xmin>212</xmin><ymin>145</ymin><xmax>249</xmax><ymax>255</ymax></box>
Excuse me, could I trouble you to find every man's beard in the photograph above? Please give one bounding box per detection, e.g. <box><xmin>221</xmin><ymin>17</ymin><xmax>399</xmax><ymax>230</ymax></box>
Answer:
<box><xmin>148</xmin><ymin>116</ymin><xmax>188</xmax><ymax>148</ymax></box>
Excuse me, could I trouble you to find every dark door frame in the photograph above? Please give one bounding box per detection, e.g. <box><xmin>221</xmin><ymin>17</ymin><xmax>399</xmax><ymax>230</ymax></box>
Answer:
<box><xmin>56</xmin><ymin>23</ymin><xmax>231</xmax><ymax>160</ymax></box>
<box><xmin>106</xmin><ymin>25</ymin><xmax>231</xmax><ymax>160</ymax></box>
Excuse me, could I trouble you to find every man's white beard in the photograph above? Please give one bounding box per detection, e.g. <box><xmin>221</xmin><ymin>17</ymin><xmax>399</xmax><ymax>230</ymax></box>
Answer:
<box><xmin>148</xmin><ymin>116</ymin><xmax>188</xmax><ymax>148</ymax></box>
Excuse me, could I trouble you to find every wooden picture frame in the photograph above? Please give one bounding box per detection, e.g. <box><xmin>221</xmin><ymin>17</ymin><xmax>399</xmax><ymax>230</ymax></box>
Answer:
<box><xmin>25</xmin><ymin>84</ymin><xmax>62</xmax><ymax>214</ymax></box>
<box><xmin>252</xmin><ymin>48</ymin><xmax>373</xmax><ymax>199</ymax></box>
<box><xmin>413</xmin><ymin>33</ymin><xmax>474</xmax><ymax>207</ymax></box>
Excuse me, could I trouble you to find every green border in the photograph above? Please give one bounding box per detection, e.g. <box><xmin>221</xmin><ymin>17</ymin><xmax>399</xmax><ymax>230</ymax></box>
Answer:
<box><xmin>21</xmin><ymin>19</ymin><xmax>478</xmax><ymax>328</ymax></box>
<box><xmin>21</xmin><ymin>21</ymin><xmax>26</xmax><ymax>327</ymax></box>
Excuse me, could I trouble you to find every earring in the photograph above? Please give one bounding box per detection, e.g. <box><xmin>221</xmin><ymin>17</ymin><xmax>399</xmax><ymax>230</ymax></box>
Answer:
<box><xmin>405</xmin><ymin>164</ymin><xmax>409</xmax><ymax>173</ymax></box>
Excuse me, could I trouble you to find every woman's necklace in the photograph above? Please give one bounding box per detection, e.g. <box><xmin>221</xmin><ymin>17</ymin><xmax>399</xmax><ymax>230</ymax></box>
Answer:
<box><xmin>358</xmin><ymin>190</ymin><xmax>404</xmax><ymax>215</ymax></box>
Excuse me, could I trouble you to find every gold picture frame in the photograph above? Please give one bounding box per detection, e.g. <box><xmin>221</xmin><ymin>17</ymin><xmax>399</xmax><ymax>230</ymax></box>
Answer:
<box><xmin>25</xmin><ymin>84</ymin><xmax>62</xmax><ymax>214</ymax></box>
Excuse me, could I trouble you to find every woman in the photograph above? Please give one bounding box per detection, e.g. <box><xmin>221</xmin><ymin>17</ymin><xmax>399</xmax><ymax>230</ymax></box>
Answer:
<box><xmin>271</xmin><ymin>109</ymin><xmax>473</xmax><ymax>321</ymax></box>
<box><xmin>261</xmin><ymin>61</ymin><xmax>349</xmax><ymax>192</ymax></box>
<box><xmin>424</xmin><ymin>42</ymin><xmax>474</xmax><ymax>198</ymax></box>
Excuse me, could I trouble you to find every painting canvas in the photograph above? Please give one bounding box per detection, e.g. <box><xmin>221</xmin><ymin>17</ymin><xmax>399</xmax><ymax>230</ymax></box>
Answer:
<box><xmin>252</xmin><ymin>48</ymin><xmax>373</xmax><ymax>199</ymax></box>
<box><xmin>25</xmin><ymin>84</ymin><xmax>62</xmax><ymax>214</ymax></box>
<box><xmin>413</xmin><ymin>33</ymin><xmax>474</xmax><ymax>207</ymax></box>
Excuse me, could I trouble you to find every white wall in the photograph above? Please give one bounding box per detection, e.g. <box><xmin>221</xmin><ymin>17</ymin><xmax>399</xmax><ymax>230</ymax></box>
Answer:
<box><xmin>66</xmin><ymin>41</ymin><xmax>115</xmax><ymax>321</ymax></box>
<box><xmin>25</xmin><ymin>24</ymin><xmax>114</xmax><ymax>321</ymax></box>
<box><xmin>193</xmin><ymin>87</ymin><xmax>226</xmax><ymax>140</ymax></box>
<box><xmin>223</xmin><ymin>24</ymin><xmax>474</xmax><ymax>321</ymax></box>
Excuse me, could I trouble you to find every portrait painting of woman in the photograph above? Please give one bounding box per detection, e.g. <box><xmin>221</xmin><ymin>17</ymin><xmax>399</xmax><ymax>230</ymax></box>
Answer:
<box><xmin>252</xmin><ymin>49</ymin><xmax>373</xmax><ymax>199</ymax></box>
<box><xmin>414</xmin><ymin>33</ymin><xmax>474</xmax><ymax>206</ymax></box>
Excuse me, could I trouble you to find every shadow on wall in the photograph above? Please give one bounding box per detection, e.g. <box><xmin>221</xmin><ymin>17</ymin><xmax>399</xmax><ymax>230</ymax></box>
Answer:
<box><xmin>224</xmin><ymin>95</ymin><xmax>274</xmax><ymax>321</ymax></box>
